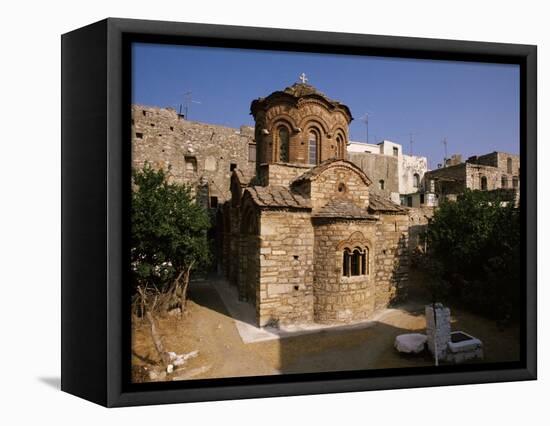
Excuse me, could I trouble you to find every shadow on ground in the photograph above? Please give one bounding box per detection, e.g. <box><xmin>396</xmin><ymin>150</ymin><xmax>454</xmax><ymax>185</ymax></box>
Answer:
<box><xmin>38</xmin><ymin>377</ymin><xmax>61</xmax><ymax>390</ymax></box>
<box><xmin>132</xmin><ymin>276</ymin><xmax>521</xmax><ymax>382</ymax></box>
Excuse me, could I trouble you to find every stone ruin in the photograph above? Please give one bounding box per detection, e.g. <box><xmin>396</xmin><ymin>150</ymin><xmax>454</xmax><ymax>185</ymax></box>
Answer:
<box><xmin>425</xmin><ymin>304</ymin><xmax>484</xmax><ymax>364</ymax></box>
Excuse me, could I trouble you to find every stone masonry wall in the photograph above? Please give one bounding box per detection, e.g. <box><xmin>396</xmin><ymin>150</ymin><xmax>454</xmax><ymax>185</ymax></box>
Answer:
<box><xmin>257</xmin><ymin>211</ymin><xmax>315</xmax><ymax>326</ymax></box>
<box><xmin>258</xmin><ymin>163</ymin><xmax>312</xmax><ymax>187</ymax></box>
<box><xmin>312</xmin><ymin>220</ymin><xmax>378</xmax><ymax>323</ymax></box>
<box><xmin>407</xmin><ymin>207</ymin><xmax>434</xmax><ymax>253</ymax></box>
<box><xmin>374</xmin><ymin>213</ymin><xmax>410</xmax><ymax>309</ymax></box>
<box><xmin>464</xmin><ymin>163</ymin><xmax>504</xmax><ymax>191</ymax></box>
<box><xmin>308</xmin><ymin>164</ymin><xmax>370</xmax><ymax>212</ymax></box>
<box><xmin>131</xmin><ymin>105</ymin><xmax>255</xmax><ymax>207</ymax></box>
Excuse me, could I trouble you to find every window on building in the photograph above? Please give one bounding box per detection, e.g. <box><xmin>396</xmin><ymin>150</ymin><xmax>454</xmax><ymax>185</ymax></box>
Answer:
<box><xmin>413</xmin><ymin>173</ymin><xmax>420</xmax><ymax>188</ymax></box>
<box><xmin>420</xmin><ymin>193</ymin><xmax>425</xmax><ymax>204</ymax></box>
<box><xmin>507</xmin><ymin>157</ymin><xmax>513</xmax><ymax>174</ymax></box>
<box><xmin>185</xmin><ymin>156</ymin><xmax>197</xmax><ymax>173</ymax></box>
<box><xmin>278</xmin><ymin>126</ymin><xmax>289</xmax><ymax>162</ymax></box>
<box><xmin>379</xmin><ymin>180</ymin><xmax>385</xmax><ymax>190</ymax></box>
<box><xmin>513</xmin><ymin>176</ymin><xmax>519</xmax><ymax>189</ymax></box>
<box><xmin>480</xmin><ymin>176</ymin><xmax>488</xmax><ymax>190</ymax></box>
<box><xmin>210</xmin><ymin>196</ymin><xmax>218</xmax><ymax>209</ymax></box>
<box><xmin>248</xmin><ymin>144</ymin><xmax>256</xmax><ymax>162</ymax></box>
<box><xmin>308</xmin><ymin>131</ymin><xmax>318</xmax><ymax>165</ymax></box>
<box><xmin>135</xmin><ymin>132</ymin><xmax>143</xmax><ymax>139</ymax></box>
<box><xmin>336</xmin><ymin>135</ymin><xmax>345</xmax><ymax>159</ymax></box>
<box><xmin>393</xmin><ymin>147</ymin><xmax>399</xmax><ymax>156</ymax></box>
<box><xmin>342</xmin><ymin>249</ymin><xmax>351</xmax><ymax>277</ymax></box>
<box><xmin>342</xmin><ymin>247</ymin><xmax>368</xmax><ymax>277</ymax></box>
<box><xmin>230</xmin><ymin>163</ymin><xmax>237</xmax><ymax>171</ymax></box>
<box><xmin>407</xmin><ymin>196</ymin><xmax>413</xmax><ymax>207</ymax></box>
<box><xmin>501</xmin><ymin>175</ymin><xmax>508</xmax><ymax>188</ymax></box>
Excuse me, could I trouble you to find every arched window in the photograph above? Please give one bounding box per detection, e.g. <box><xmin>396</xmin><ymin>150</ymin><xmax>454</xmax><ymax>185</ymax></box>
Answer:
<box><xmin>507</xmin><ymin>157</ymin><xmax>513</xmax><ymax>174</ymax></box>
<box><xmin>512</xmin><ymin>176</ymin><xmax>519</xmax><ymax>189</ymax></box>
<box><xmin>379</xmin><ymin>180</ymin><xmax>385</xmax><ymax>190</ymax></box>
<box><xmin>501</xmin><ymin>175</ymin><xmax>508</xmax><ymax>188</ymax></box>
<box><xmin>413</xmin><ymin>173</ymin><xmax>420</xmax><ymax>188</ymax></box>
<box><xmin>278</xmin><ymin>126</ymin><xmax>289</xmax><ymax>162</ymax></box>
<box><xmin>342</xmin><ymin>247</ymin><xmax>368</xmax><ymax>277</ymax></box>
<box><xmin>342</xmin><ymin>248</ymin><xmax>351</xmax><ymax>277</ymax></box>
<box><xmin>335</xmin><ymin>134</ymin><xmax>345</xmax><ymax>159</ymax></box>
<box><xmin>308</xmin><ymin>130</ymin><xmax>318</xmax><ymax>165</ymax></box>
<box><xmin>480</xmin><ymin>176</ymin><xmax>488</xmax><ymax>190</ymax></box>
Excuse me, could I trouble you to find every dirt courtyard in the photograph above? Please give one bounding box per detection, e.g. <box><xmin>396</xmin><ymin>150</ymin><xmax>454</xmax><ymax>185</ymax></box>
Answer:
<box><xmin>131</xmin><ymin>279</ymin><xmax>520</xmax><ymax>382</ymax></box>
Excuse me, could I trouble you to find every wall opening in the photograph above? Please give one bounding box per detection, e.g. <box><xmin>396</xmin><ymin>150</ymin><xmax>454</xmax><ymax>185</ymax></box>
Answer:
<box><xmin>185</xmin><ymin>156</ymin><xmax>197</xmax><ymax>173</ymax></box>
<box><xmin>480</xmin><ymin>176</ymin><xmax>488</xmax><ymax>190</ymax></box>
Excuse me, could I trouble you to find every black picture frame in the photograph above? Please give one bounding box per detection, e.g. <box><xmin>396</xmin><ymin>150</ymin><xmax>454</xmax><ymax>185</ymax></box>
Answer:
<box><xmin>61</xmin><ymin>17</ymin><xmax>537</xmax><ymax>407</ymax></box>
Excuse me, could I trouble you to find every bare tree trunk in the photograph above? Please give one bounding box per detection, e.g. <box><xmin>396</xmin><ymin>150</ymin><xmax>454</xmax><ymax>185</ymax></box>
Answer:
<box><xmin>145</xmin><ymin>309</ymin><xmax>171</xmax><ymax>367</ymax></box>
<box><xmin>179</xmin><ymin>262</ymin><xmax>194</xmax><ymax>311</ymax></box>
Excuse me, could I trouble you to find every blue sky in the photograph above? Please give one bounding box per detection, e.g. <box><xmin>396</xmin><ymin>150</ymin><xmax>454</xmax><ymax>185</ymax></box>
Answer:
<box><xmin>132</xmin><ymin>43</ymin><xmax>519</xmax><ymax>169</ymax></box>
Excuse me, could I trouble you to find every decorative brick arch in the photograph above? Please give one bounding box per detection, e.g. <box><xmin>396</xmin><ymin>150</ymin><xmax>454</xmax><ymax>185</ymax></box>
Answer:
<box><xmin>337</xmin><ymin>231</ymin><xmax>372</xmax><ymax>277</ymax></box>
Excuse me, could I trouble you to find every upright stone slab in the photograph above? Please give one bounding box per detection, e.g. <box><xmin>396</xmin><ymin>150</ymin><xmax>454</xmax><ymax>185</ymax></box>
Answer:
<box><xmin>425</xmin><ymin>303</ymin><xmax>451</xmax><ymax>360</ymax></box>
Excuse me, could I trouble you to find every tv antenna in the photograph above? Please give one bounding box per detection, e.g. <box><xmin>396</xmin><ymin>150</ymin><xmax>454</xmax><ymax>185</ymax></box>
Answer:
<box><xmin>180</xmin><ymin>91</ymin><xmax>201</xmax><ymax>120</ymax></box>
<box><xmin>442</xmin><ymin>137</ymin><xmax>448</xmax><ymax>166</ymax></box>
<box><xmin>360</xmin><ymin>113</ymin><xmax>372</xmax><ymax>144</ymax></box>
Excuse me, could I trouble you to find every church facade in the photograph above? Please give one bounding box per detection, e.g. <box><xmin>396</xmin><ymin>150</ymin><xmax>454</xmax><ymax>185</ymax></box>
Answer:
<box><xmin>223</xmin><ymin>82</ymin><xmax>410</xmax><ymax>326</ymax></box>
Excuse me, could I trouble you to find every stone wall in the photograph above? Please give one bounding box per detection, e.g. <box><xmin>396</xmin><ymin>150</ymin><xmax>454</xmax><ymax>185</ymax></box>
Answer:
<box><xmin>374</xmin><ymin>213</ymin><xmax>410</xmax><ymax>309</ymax></box>
<box><xmin>474</xmin><ymin>151</ymin><xmax>520</xmax><ymax>174</ymax></box>
<box><xmin>407</xmin><ymin>207</ymin><xmax>434</xmax><ymax>253</ymax></box>
<box><xmin>348</xmin><ymin>152</ymin><xmax>399</xmax><ymax>200</ymax></box>
<box><xmin>258</xmin><ymin>163</ymin><xmax>312</xmax><ymax>187</ymax></box>
<box><xmin>464</xmin><ymin>163</ymin><xmax>504</xmax><ymax>191</ymax></box>
<box><xmin>307</xmin><ymin>163</ymin><xmax>370</xmax><ymax>212</ymax></box>
<box><xmin>131</xmin><ymin>105</ymin><xmax>255</xmax><ymax>207</ymax></box>
<box><xmin>312</xmin><ymin>220</ymin><xmax>378</xmax><ymax>323</ymax></box>
<box><xmin>257</xmin><ymin>211</ymin><xmax>315</xmax><ymax>326</ymax></box>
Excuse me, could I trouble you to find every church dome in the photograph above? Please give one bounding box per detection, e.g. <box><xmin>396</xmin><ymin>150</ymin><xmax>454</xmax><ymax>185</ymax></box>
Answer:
<box><xmin>250</xmin><ymin>77</ymin><xmax>353</xmax><ymax>166</ymax></box>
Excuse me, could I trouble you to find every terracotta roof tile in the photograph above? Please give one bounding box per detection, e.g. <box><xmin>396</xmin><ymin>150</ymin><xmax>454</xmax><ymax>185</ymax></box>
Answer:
<box><xmin>313</xmin><ymin>199</ymin><xmax>377</xmax><ymax>220</ymax></box>
<box><xmin>368</xmin><ymin>193</ymin><xmax>408</xmax><ymax>213</ymax></box>
<box><xmin>233</xmin><ymin>168</ymin><xmax>256</xmax><ymax>187</ymax></box>
<box><xmin>245</xmin><ymin>186</ymin><xmax>311</xmax><ymax>210</ymax></box>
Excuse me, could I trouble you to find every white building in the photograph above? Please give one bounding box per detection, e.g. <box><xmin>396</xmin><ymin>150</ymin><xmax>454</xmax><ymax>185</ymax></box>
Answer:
<box><xmin>348</xmin><ymin>139</ymin><xmax>429</xmax><ymax>200</ymax></box>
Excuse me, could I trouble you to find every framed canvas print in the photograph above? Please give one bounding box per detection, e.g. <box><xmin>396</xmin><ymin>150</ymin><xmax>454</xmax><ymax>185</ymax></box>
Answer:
<box><xmin>61</xmin><ymin>18</ymin><xmax>537</xmax><ymax>407</ymax></box>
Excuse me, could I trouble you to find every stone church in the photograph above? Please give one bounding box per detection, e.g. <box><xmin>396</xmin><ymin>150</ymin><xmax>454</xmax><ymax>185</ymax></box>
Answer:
<box><xmin>222</xmin><ymin>81</ymin><xmax>410</xmax><ymax>326</ymax></box>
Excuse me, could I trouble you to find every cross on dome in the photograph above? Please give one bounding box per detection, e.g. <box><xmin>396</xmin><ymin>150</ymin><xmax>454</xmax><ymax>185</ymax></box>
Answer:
<box><xmin>299</xmin><ymin>72</ymin><xmax>308</xmax><ymax>84</ymax></box>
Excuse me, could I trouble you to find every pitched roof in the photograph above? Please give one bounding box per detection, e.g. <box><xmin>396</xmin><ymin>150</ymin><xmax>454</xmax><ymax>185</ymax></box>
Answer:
<box><xmin>244</xmin><ymin>186</ymin><xmax>311</xmax><ymax>210</ymax></box>
<box><xmin>291</xmin><ymin>159</ymin><xmax>372</xmax><ymax>186</ymax></box>
<box><xmin>368</xmin><ymin>193</ymin><xmax>408</xmax><ymax>213</ymax></box>
<box><xmin>313</xmin><ymin>198</ymin><xmax>377</xmax><ymax>220</ymax></box>
<box><xmin>232</xmin><ymin>168</ymin><xmax>256</xmax><ymax>187</ymax></box>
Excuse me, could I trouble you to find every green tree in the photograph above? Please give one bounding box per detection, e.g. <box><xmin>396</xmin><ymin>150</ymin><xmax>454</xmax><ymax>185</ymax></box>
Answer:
<box><xmin>131</xmin><ymin>164</ymin><xmax>211</xmax><ymax>313</ymax></box>
<box><xmin>426</xmin><ymin>189</ymin><xmax>520</xmax><ymax>319</ymax></box>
